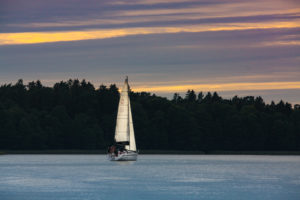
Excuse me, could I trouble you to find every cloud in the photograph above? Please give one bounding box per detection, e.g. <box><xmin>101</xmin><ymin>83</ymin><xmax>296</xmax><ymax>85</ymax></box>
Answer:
<box><xmin>3</xmin><ymin>0</ymin><xmax>299</xmax><ymax>33</ymax></box>
<box><xmin>114</xmin><ymin>3</ymin><xmax>299</xmax><ymax>17</ymax></box>
<box><xmin>132</xmin><ymin>81</ymin><xmax>300</xmax><ymax>93</ymax></box>
<box><xmin>1</xmin><ymin>0</ymin><xmax>299</xmax><ymax>104</ymax></box>
<box><xmin>1</xmin><ymin>21</ymin><xmax>299</xmax><ymax>45</ymax></box>
<box><xmin>110</xmin><ymin>0</ymin><xmax>198</xmax><ymax>5</ymax></box>
<box><xmin>7</xmin><ymin>12</ymin><xmax>299</xmax><ymax>31</ymax></box>
<box><xmin>260</xmin><ymin>40</ymin><xmax>300</xmax><ymax>46</ymax></box>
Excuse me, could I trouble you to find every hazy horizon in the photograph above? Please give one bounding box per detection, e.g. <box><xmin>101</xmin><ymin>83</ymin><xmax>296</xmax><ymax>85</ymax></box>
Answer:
<box><xmin>1</xmin><ymin>78</ymin><xmax>299</xmax><ymax>105</ymax></box>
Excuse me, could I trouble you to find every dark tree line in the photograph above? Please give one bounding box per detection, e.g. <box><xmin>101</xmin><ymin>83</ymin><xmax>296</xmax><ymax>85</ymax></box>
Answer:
<box><xmin>0</xmin><ymin>79</ymin><xmax>299</xmax><ymax>151</ymax></box>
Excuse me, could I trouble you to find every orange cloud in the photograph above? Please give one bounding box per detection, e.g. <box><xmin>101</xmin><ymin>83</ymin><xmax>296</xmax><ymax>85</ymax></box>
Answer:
<box><xmin>111</xmin><ymin>0</ymin><xmax>197</xmax><ymax>5</ymax></box>
<box><xmin>260</xmin><ymin>41</ymin><xmax>300</xmax><ymax>46</ymax></box>
<box><xmin>117</xmin><ymin>4</ymin><xmax>299</xmax><ymax>17</ymax></box>
<box><xmin>132</xmin><ymin>81</ymin><xmax>300</xmax><ymax>93</ymax></box>
<box><xmin>1</xmin><ymin>21</ymin><xmax>299</xmax><ymax>45</ymax></box>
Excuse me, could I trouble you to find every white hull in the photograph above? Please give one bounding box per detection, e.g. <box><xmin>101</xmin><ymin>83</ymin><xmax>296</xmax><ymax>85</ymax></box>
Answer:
<box><xmin>108</xmin><ymin>151</ymin><xmax>138</xmax><ymax>161</ymax></box>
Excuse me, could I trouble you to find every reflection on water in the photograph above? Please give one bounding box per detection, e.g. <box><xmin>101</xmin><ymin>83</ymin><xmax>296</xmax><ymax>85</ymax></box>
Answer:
<box><xmin>112</xmin><ymin>160</ymin><xmax>136</xmax><ymax>166</ymax></box>
<box><xmin>0</xmin><ymin>155</ymin><xmax>299</xmax><ymax>200</ymax></box>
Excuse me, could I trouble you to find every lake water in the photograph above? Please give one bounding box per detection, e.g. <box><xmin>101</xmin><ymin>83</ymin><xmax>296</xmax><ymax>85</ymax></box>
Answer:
<box><xmin>0</xmin><ymin>155</ymin><xmax>299</xmax><ymax>200</ymax></box>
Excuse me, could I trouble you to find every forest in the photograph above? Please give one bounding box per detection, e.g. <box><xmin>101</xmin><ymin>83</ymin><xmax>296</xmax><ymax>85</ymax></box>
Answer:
<box><xmin>0</xmin><ymin>79</ymin><xmax>299</xmax><ymax>151</ymax></box>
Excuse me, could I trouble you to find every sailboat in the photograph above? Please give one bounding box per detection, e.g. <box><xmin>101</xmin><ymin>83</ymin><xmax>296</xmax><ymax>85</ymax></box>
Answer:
<box><xmin>107</xmin><ymin>77</ymin><xmax>138</xmax><ymax>161</ymax></box>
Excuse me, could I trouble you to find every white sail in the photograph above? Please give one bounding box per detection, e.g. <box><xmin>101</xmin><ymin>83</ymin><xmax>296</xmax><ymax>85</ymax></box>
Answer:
<box><xmin>114</xmin><ymin>78</ymin><xmax>130</xmax><ymax>142</ymax></box>
<box><xmin>128</xmin><ymin>100</ymin><xmax>136</xmax><ymax>151</ymax></box>
<box><xmin>114</xmin><ymin>77</ymin><xmax>137</xmax><ymax>152</ymax></box>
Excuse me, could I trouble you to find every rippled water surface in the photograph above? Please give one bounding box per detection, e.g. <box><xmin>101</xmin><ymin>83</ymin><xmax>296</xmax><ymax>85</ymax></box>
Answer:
<box><xmin>0</xmin><ymin>155</ymin><xmax>299</xmax><ymax>200</ymax></box>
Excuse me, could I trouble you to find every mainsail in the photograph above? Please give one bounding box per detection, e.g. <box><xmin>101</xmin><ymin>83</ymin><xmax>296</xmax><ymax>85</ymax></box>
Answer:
<box><xmin>114</xmin><ymin>77</ymin><xmax>136</xmax><ymax>151</ymax></box>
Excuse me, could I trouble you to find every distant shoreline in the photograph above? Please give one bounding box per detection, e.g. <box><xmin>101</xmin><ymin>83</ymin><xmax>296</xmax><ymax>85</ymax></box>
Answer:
<box><xmin>1</xmin><ymin>150</ymin><xmax>300</xmax><ymax>155</ymax></box>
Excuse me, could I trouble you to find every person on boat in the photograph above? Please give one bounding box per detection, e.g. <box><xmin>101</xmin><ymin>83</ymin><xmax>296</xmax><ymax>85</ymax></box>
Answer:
<box><xmin>119</xmin><ymin>146</ymin><xmax>125</xmax><ymax>152</ymax></box>
<box><xmin>108</xmin><ymin>145</ymin><xmax>116</xmax><ymax>155</ymax></box>
<box><xmin>114</xmin><ymin>146</ymin><xmax>118</xmax><ymax>156</ymax></box>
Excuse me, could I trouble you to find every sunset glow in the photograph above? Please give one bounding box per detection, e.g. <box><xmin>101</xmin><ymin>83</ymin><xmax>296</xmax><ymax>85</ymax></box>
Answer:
<box><xmin>1</xmin><ymin>21</ymin><xmax>300</xmax><ymax>45</ymax></box>
<box><xmin>0</xmin><ymin>0</ymin><xmax>299</xmax><ymax>103</ymax></box>
<box><xmin>133</xmin><ymin>82</ymin><xmax>300</xmax><ymax>93</ymax></box>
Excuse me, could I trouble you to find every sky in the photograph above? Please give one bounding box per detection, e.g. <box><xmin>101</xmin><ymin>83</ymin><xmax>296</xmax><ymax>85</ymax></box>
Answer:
<box><xmin>0</xmin><ymin>0</ymin><xmax>300</xmax><ymax>104</ymax></box>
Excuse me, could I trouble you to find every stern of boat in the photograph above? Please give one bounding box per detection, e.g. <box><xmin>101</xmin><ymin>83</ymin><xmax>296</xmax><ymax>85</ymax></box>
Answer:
<box><xmin>108</xmin><ymin>150</ymin><xmax>138</xmax><ymax>161</ymax></box>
